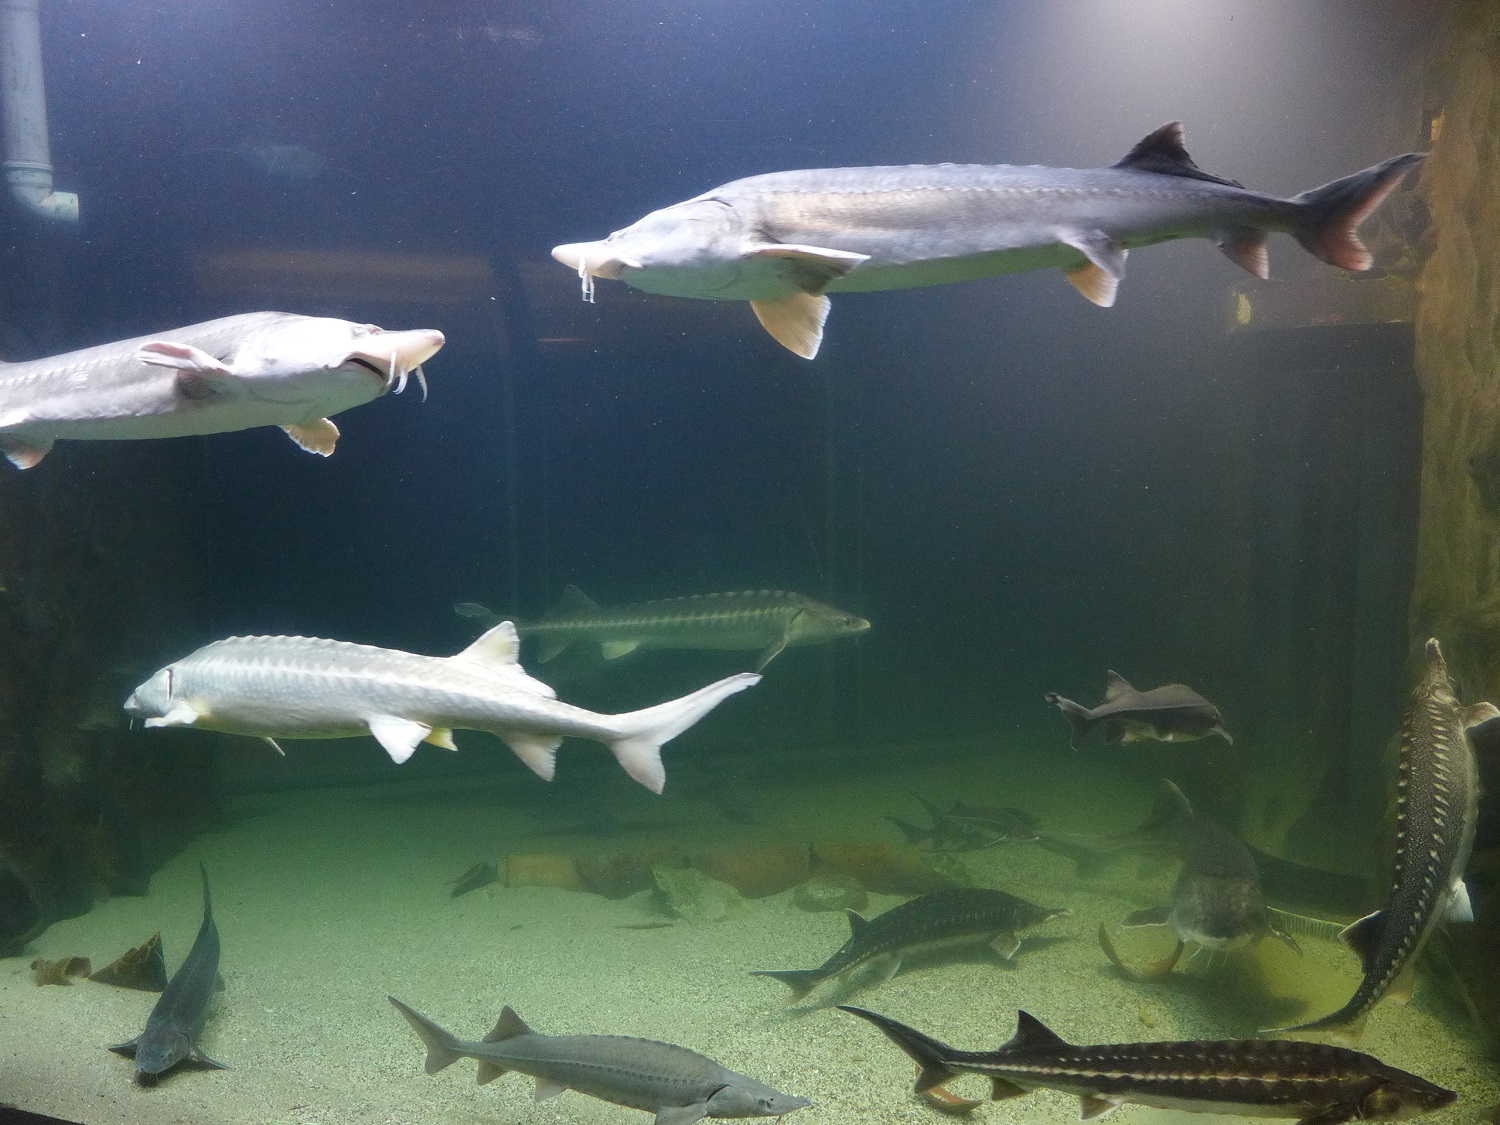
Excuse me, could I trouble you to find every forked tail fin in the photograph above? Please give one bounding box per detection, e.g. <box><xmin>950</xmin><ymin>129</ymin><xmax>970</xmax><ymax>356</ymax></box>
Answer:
<box><xmin>1044</xmin><ymin>692</ymin><xmax>1094</xmax><ymax>749</ymax></box>
<box><xmin>837</xmin><ymin>1006</ymin><xmax>961</xmax><ymax>1093</ymax></box>
<box><xmin>388</xmin><ymin>996</ymin><xmax>464</xmax><ymax>1075</ymax></box>
<box><xmin>1292</xmin><ymin>152</ymin><xmax>1426</xmax><ymax>271</ymax></box>
<box><xmin>603</xmin><ymin>672</ymin><xmax>760</xmax><ymax>793</ymax></box>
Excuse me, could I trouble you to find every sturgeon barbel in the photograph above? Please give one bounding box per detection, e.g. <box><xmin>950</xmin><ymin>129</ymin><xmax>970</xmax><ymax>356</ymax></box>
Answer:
<box><xmin>1276</xmin><ymin>638</ymin><xmax>1495</xmax><ymax>1035</ymax></box>
<box><xmin>0</xmin><ymin>311</ymin><xmax>444</xmax><ymax>468</ymax></box>
<box><xmin>123</xmin><ymin>621</ymin><xmax>758</xmax><ymax>793</ymax></box>
<box><xmin>456</xmin><ymin>586</ymin><xmax>869</xmax><ymax>671</ymax></box>
<box><xmin>552</xmin><ymin>123</ymin><xmax>1425</xmax><ymax>358</ymax></box>
<box><xmin>841</xmin><ymin>1006</ymin><xmax>1455</xmax><ymax>1125</ymax></box>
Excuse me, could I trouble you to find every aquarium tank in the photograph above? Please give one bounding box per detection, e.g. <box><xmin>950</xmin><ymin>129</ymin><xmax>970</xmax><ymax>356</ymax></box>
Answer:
<box><xmin>0</xmin><ymin>1</ymin><xmax>1496</xmax><ymax>1123</ymax></box>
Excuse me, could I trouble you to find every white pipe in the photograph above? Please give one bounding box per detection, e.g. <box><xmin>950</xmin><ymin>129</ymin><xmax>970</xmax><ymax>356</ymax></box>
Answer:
<box><xmin>0</xmin><ymin>0</ymin><xmax>75</xmax><ymax>222</ymax></box>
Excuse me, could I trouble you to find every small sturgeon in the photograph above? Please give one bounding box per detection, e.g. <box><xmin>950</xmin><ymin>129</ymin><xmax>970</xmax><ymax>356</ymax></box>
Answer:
<box><xmin>840</xmin><ymin>1005</ymin><xmax>1456</xmax><ymax>1125</ymax></box>
<box><xmin>1046</xmin><ymin>671</ymin><xmax>1230</xmax><ymax>749</ymax></box>
<box><xmin>109</xmin><ymin>862</ymin><xmax>223</xmax><ymax>1084</ymax></box>
<box><xmin>751</xmin><ymin>887</ymin><xmax>1066</xmax><ymax>1005</ymax></box>
<box><xmin>124</xmin><ymin>621</ymin><xmax>756</xmax><ymax>793</ymax></box>
<box><xmin>552</xmin><ymin>123</ymin><xmax>1424</xmax><ymax>358</ymax></box>
<box><xmin>1277</xmin><ymin>639</ymin><xmax>1495</xmax><ymax>1035</ymax></box>
<box><xmin>0</xmin><ymin>311</ymin><xmax>444</xmax><ymax>468</ymax></box>
<box><xmin>457</xmin><ymin>586</ymin><xmax>868</xmax><ymax>671</ymax></box>
<box><xmin>388</xmin><ymin>997</ymin><xmax>810</xmax><ymax>1125</ymax></box>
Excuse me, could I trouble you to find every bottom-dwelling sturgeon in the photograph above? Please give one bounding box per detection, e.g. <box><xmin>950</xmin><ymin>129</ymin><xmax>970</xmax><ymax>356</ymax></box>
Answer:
<box><xmin>1046</xmin><ymin>671</ymin><xmax>1231</xmax><ymax>749</ymax></box>
<box><xmin>389</xmin><ymin>997</ymin><xmax>810</xmax><ymax>1125</ymax></box>
<box><xmin>109</xmin><ymin>863</ymin><xmax>223</xmax><ymax>1084</ymax></box>
<box><xmin>840</xmin><ymin>1005</ymin><xmax>1456</xmax><ymax>1125</ymax></box>
<box><xmin>124</xmin><ymin>621</ymin><xmax>758</xmax><ymax>793</ymax></box>
<box><xmin>751</xmin><ymin>887</ymin><xmax>1066</xmax><ymax>1006</ymax></box>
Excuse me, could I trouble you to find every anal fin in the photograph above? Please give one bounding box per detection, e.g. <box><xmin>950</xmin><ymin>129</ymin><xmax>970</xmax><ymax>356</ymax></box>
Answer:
<box><xmin>281</xmin><ymin>418</ymin><xmax>340</xmax><ymax>457</ymax></box>
<box><xmin>1080</xmin><ymin>1093</ymin><xmax>1121</xmax><ymax>1120</ymax></box>
<box><xmin>601</xmin><ymin>639</ymin><xmax>641</xmax><ymax>660</ymax></box>
<box><xmin>1217</xmin><ymin>228</ymin><xmax>1270</xmax><ymax>278</ymax></box>
<box><xmin>751</xmin><ymin>293</ymin><xmax>831</xmax><ymax>359</ymax></box>
<box><xmin>499</xmin><ymin>731</ymin><xmax>563</xmax><ymax>781</ymax></box>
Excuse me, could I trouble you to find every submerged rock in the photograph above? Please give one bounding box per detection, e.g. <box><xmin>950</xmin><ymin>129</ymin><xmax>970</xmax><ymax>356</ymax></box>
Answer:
<box><xmin>651</xmin><ymin>865</ymin><xmax>744</xmax><ymax>923</ymax></box>
<box><xmin>793</xmin><ymin>874</ymin><xmax>868</xmax><ymax>913</ymax></box>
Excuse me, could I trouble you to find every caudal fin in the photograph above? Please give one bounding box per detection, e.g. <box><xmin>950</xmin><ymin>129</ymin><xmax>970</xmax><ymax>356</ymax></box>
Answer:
<box><xmin>1044</xmin><ymin>692</ymin><xmax>1094</xmax><ymax>749</ymax></box>
<box><xmin>837</xmin><ymin>1006</ymin><xmax>961</xmax><ymax>1093</ymax></box>
<box><xmin>1292</xmin><ymin>152</ymin><xmax>1426</xmax><ymax>271</ymax></box>
<box><xmin>388</xmin><ymin>996</ymin><xmax>465</xmax><ymax>1075</ymax></box>
<box><xmin>602</xmin><ymin>672</ymin><xmax>760</xmax><ymax>793</ymax></box>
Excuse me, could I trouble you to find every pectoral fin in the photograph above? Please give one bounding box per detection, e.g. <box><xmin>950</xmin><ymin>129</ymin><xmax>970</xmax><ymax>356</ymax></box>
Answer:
<box><xmin>990</xmin><ymin>931</ymin><xmax>1022</xmax><ymax>960</ymax></box>
<box><xmin>755</xmin><ymin>633</ymin><xmax>790</xmax><ymax>671</ymax></box>
<box><xmin>744</xmin><ymin>242</ymin><xmax>870</xmax><ymax>293</ymax></box>
<box><xmin>144</xmin><ymin>701</ymin><xmax>203</xmax><ymax>728</ymax></box>
<box><xmin>108</xmin><ymin>1037</ymin><xmax>140</xmax><ymax>1057</ymax></box>
<box><xmin>139</xmin><ymin>341</ymin><xmax>238</xmax><ymax>401</ymax></box>
<box><xmin>751</xmin><ymin>292</ymin><xmax>831</xmax><ymax>359</ymax></box>
<box><xmin>262</xmin><ymin>737</ymin><xmax>286</xmax><ymax>756</ymax></box>
<box><xmin>1122</xmin><ymin>904</ymin><xmax>1170</xmax><ymax>928</ymax></box>
<box><xmin>0</xmin><ymin>435</ymin><xmax>53</xmax><ymax>469</ymax></box>
<box><xmin>655</xmin><ymin>1105</ymin><xmax>710</xmax><ymax>1125</ymax></box>
<box><xmin>367</xmin><ymin>715</ymin><xmax>433</xmax><ymax>764</ymax></box>
<box><xmin>191</xmin><ymin>1046</ymin><xmax>227</xmax><ymax>1070</ymax></box>
<box><xmin>281</xmin><ymin>418</ymin><xmax>340</xmax><ymax>457</ymax></box>
<box><xmin>1445</xmin><ymin>878</ymin><xmax>1473</xmax><ymax>923</ymax></box>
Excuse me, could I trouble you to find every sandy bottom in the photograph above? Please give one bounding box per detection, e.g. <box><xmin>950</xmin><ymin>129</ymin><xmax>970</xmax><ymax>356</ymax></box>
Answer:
<box><xmin>0</xmin><ymin>741</ymin><xmax>1495</xmax><ymax>1125</ymax></box>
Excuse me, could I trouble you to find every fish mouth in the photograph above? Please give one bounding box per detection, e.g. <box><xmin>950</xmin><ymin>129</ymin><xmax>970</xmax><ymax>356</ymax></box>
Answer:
<box><xmin>551</xmin><ymin>242</ymin><xmax>642</xmax><ymax>301</ymax></box>
<box><xmin>345</xmin><ymin>328</ymin><xmax>445</xmax><ymax>401</ymax></box>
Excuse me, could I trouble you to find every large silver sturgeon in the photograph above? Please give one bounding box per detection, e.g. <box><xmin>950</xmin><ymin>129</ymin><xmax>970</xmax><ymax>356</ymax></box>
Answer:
<box><xmin>389</xmin><ymin>997</ymin><xmax>810</xmax><ymax>1125</ymax></box>
<box><xmin>1276</xmin><ymin>639</ymin><xmax>1494</xmax><ymax>1036</ymax></box>
<box><xmin>456</xmin><ymin>585</ymin><xmax>869</xmax><ymax>671</ymax></box>
<box><xmin>0</xmin><ymin>311</ymin><xmax>444</xmax><ymax>468</ymax></box>
<box><xmin>552</xmin><ymin>123</ymin><xmax>1425</xmax><ymax>358</ymax></box>
<box><xmin>123</xmin><ymin>621</ymin><xmax>757</xmax><ymax>793</ymax></box>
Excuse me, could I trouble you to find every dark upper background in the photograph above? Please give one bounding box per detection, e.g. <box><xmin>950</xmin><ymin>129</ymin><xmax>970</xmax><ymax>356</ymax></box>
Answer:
<box><xmin>0</xmin><ymin>1</ymin><xmax>1440</xmax><ymax>769</ymax></box>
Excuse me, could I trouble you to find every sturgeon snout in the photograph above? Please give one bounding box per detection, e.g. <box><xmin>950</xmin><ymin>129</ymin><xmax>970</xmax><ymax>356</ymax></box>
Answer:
<box><xmin>347</xmin><ymin>327</ymin><xmax>446</xmax><ymax>399</ymax></box>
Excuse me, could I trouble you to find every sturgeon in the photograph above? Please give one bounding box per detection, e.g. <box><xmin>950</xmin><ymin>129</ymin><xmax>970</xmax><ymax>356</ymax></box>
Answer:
<box><xmin>751</xmin><ymin>887</ymin><xmax>1066</xmax><ymax>1005</ymax></box>
<box><xmin>123</xmin><ymin>621</ymin><xmax>757</xmax><ymax>793</ymax></box>
<box><xmin>1276</xmin><ymin>639</ymin><xmax>1495</xmax><ymax>1035</ymax></box>
<box><xmin>1116</xmin><ymin>780</ymin><xmax>1299</xmax><ymax>967</ymax></box>
<box><xmin>552</xmin><ymin>123</ymin><xmax>1425</xmax><ymax>358</ymax></box>
<box><xmin>457</xmin><ymin>586</ymin><xmax>869</xmax><ymax>671</ymax></box>
<box><xmin>109</xmin><ymin>862</ymin><xmax>223</xmax><ymax>1084</ymax></box>
<box><xmin>1046</xmin><ymin>671</ymin><xmax>1231</xmax><ymax>749</ymax></box>
<box><xmin>388</xmin><ymin>997</ymin><xmax>810</xmax><ymax>1125</ymax></box>
<box><xmin>840</xmin><ymin>1006</ymin><xmax>1456</xmax><ymax>1125</ymax></box>
<box><xmin>0</xmin><ymin>311</ymin><xmax>444</xmax><ymax>468</ymax></box>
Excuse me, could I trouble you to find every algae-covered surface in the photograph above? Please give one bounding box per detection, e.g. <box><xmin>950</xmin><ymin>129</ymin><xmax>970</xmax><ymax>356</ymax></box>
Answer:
<box><xmin>0</xmin><ymin>741</ymin><xmax>1493</xmax><ymax>1125</ymax></box>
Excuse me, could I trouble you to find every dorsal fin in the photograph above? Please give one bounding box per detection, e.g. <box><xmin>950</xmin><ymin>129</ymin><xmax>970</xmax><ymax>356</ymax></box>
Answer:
<box><xmin>1006</xmin><ymin>1010</ymin><xmax>1068</xmax><ymax>1051</ymax></box>
<box><xmin>454</xmin><ymin>621</ymin><xmax>522</xmax><ymax>667</ymax></box>
<box><xmin>1112</xmin><ymin>122</ymin><xmax>1244</xmax><ymax>188</ymax></box>
<box><xmin>1103</xmin><ymin>670</ymin><xmax>1135</xmax><ymax>701</ymax></box>
<box><xmin>547</xmin><ymin>584</ymin><xmax>599</xmax><ymax>620</ymax></box>
<box><xmin>485</xmin><ymin>1005</ymin><xmax>532</xmax><ymax>1043</ymax></box>
<box><xmin>845</xmin><ymin>909</ymin><xmax>871</xmax><ymax>938</ymax></box>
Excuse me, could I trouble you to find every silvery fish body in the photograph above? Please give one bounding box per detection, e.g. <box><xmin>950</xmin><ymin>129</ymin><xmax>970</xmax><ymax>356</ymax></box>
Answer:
<box><xmin>0</xmin><ymin>312</ymin><xmax>444</xmax><ymax>467</ymax></box>
<box><xmin>389</xmin><ymin>998</ymin><xmax>810</xmax><ymax>1125</ymax></box>
<box><xmin>459</xmin><ymin>586</ymin><xmax>868</xmax><ymax>671</ymax></box>
<box><xmin>553</xmin><ymin>123</ymin><xmax>1424</xmax><ymax>357</ymax></box>
<box><xmin>1046</xmin><ymin>671</ymin><xmax>1231</xmax><ymax>749</ymax></box>
<box><xmin>123</xmin><ymin>622</ymin><xmax>757</xmax><ymax>794</ymax></box>
<box><xmin>109</xmin><ymin>863</ymin><xmax>224</xmax><ymax>1084</ymax></box>
<box><xmin>841</xmin><ymin>1006</ymin><xmax>1456</xmax><ymax>1125</ymax></box>
<box><xmin>1280</xmin><ymin>639</ymin><xmax>1493</xmax><ymax>1034</ymax></box>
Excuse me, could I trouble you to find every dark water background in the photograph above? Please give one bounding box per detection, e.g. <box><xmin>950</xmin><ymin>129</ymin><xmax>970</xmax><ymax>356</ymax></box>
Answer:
<box><xmin>0</xmin><ymin>1</ymin><xmax>1439</xmax><ymax>810</ymax></box>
